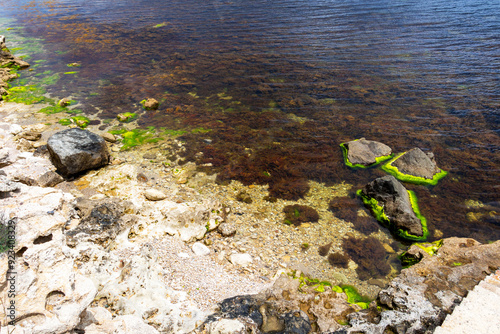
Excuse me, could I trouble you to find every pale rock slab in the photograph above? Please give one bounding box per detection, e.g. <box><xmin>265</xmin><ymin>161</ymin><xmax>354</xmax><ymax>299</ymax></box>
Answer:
<box><xmin>144</xmin><ymin>188</ymin><xmax>167</xmax><ymax>201</ymax></box>
<box><xmin>229</xmin><ymin>253</ymin><xmax>253</xmax><ymax>267</ymax></box>
<box><xmin>192</xmin><ymin>242</ymin><xmax>210</xmax><ymax>256</ymax></box>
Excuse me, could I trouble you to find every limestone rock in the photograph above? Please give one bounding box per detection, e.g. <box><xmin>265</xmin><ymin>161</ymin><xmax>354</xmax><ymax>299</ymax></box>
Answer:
<box><xmin>218</xmin><ymin>222</ymin><xmax>236</xmax><ymax>237</ymax></box>
<box><xmin>37</xmin><ymin>171</ymin><xmax>65</xmax><ymax>187</ymax></box>
<box><xmin>0</xmin><ymin>175</ymin><xmax>20</xmax><ymax>194</ymax></box>
<box><xmin>361</xmin><ymin>175</ymin><xmax>423</xmax><ymax>237</ymax></box>
<box><xmin>144</xmin><ymin>188</ymin><xmax>167</xmax><ymax>201</ymax></box>
<box><xmin>0</xmin><ymin>183</ymin><xmax>95</xmax><ymax>334</ymax></box>
<box><xmin>349</xmin><ymin>238</ymin><xmax>500</xmax><ymax>333</ymax></box>
<box><xmin>391</xmin><ymin>147</ymin><xmax>442</xmax><ymax>179</ymax></box>
<box><xmin>47</xmin><ymin>128</ymin><xmax>110</xmax><ymax>177</ymax></box>
<box><xmin>0</xmin><ymin>148</ymin><xmax>15</xmax><ymax>167</ymax></box>
<box><xmin>73</xmin><ymin>242</ymin><xmax>206</xmax><ymax>333</ymax></box>
<box><xmin>18</xmin><ymin>131</ymin><xmax>42</xmax><ymax>141</ymax></box>
<box><xmin>343</xmin><ymin>138</ymin><xmax>392</xmax><ymax>166</ymax></box>
<box><xmin>207</xmin><ymin>319</ymin><xmax>247</xmax><ymax>334</ymax></box>
<box><xmin>192</xmin><ymin>242</ymin><xmax>210</xmax><ymax>256</ymax></box>
<box><xmin>229</xmin><ymin>253</ymin><xmax>253</xmax><ymax>267</ymax></box>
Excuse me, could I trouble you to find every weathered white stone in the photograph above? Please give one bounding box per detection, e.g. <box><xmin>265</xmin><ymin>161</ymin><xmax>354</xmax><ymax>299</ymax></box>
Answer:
<box><xmin>144</xmin><ymin>188</ymin><xmax>167</xmax><ymax>201</ymax></box>
<box><xmin>74</xmin><ymin>242</ymin><xmax>206</xmax><ymax>333</ymax></box>
<box><xmin>0</xmin><ymin>240</ymin><xmax>97</xmax><ymax>334</ymax></box>
<box><xmin>229</xmin><ymin>253</ymin><xmax>253</xmax><ymax>267</ymax></box>
<box><xmin>208</xmin><ymin>318</ymin><xmax>246</xmax><ymax>334</ymax></box>
<box><xmin>192</xmin><ymin>242</ymin><xmax>210</xmax><ymax>256</ymax></box>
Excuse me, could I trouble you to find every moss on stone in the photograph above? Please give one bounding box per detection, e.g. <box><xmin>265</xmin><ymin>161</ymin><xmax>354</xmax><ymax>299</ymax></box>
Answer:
<box><xmin>381</xmin><ymin>152</ymin><xmax>448</xmax><ymax>186</ymax></box>
<box><xmin>415</xmin><ymin>239</ymin><xmax>443</xmax><ymax>256</ymax></box>
<box><xmin>5</xmin><ymin>85</ymin><xmax>51</xmax><ymax>105</ymax></box>
<box><xmin>58</xmin><ymin>116</ymin><xmax>90</xmax><ymax>128</ymax></box>
<box><xmin>116</xmin><ymin>112</ymin><xmax>137</xmax><ymax>123</ymax></box>
<box><xmin>340</xmin><ymin>141</ymin><xmax>393</xmax><ymax>169</ymax></box>
<box><xmin>191</xmin><ymin>127</ymin><xmax>212</xmax><ymax>134</ymax></box>
<box><xmin>357</xmin><ymin>189</ymin><xmax>428</xmax><ymax>241</ymax></box>
<box><xmin>291</xmin><ymin>272</ymin><xmax>371</xmax><ymax>310</ymax></box>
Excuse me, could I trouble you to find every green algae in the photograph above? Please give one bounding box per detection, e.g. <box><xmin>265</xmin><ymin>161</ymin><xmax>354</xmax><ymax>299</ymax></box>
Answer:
<box><xmin>357</xmin><ymin>189</ymin><xmax>428</xmax><ymax>241</ymax></box>
<box><xmin>109</xmin><ymin>127</ymin><xmax>186</xmax><ymax>151</ymax></box>
<box><xmin>116</xmin><ymin>112</ymin><xmax>137</xmax><ymax>123</ymax></box>
<box><xmin>340</xmin><ymin>141</ymin><xmax>393</xmax><ymax>169</ymax></box>
<box><xmin>341</xmin><ymin>285</ymin><xmax>371</xmax><ymax>309</ymax></box>
<box><xmin>292</xmin><ymin>273</ymin><xmax>371</xmax><ymax>309</ymax></box>
<box><xmin>400</xmin><ymin>239</ymin><xmax>443</xmax><ymax>267</ymax></box>
<box><xmin>39</xmin><ymin>103</ymin><xmax>81</xmax><ymax>115</ymax></box>
<box><xmin>191</xmin><ymin>127</ymin><xmax>212</xmax><ymax>134</ymax></box>
<box><xmin>381</xmin><ymin>152</ymin><xmax>448</xmax><ymax>186</ymax></box>
<box><xmin>64</xmin><ymin>71</ymin><xmax>78</xmax><ymax>75</ymax></box>
<box><xmin>5</xmin><ymin>85</ymin><xmax>51</xmax><ymax>105</ymax></box>
<box><xmin>59</xmin><ymin>116</ymin><xmax>89</xmax><ymax>128</ymax></box>
<box><xmin>415</xmin><ymin>239</ymin><xmax>443</xmax><ymax>256</ymax></box>
<box><xmin>153</xmin><ymin>22</ymin><xmax>167</xmax><ymax>28</ymax></box>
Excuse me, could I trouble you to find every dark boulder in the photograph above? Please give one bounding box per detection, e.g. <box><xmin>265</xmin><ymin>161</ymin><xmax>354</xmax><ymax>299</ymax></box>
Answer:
<box><xmin>47</xmin><ymin>128</ymin><xmax>110</xmax><ymax>177</ymax></box>
<box><xmin>391</xmin><ymin>148</ymin><xmax>441</xmax><ymax>180</ymax></box>
<box><xmin>341</xmin><ymin>138</ymin><xmax>392</xmax><ymax>167</ymax></box>
<box><xmin>360</xmin><ymin>175</ymin><xmax>423</xmax><ymax>237</ymax></box>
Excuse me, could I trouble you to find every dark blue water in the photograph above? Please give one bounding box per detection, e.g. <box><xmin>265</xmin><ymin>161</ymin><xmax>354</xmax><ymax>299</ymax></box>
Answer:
<box><xmin>1</xmin><ymin>0</ymin><xmax>499</xmax><ymax>242</ymax></box>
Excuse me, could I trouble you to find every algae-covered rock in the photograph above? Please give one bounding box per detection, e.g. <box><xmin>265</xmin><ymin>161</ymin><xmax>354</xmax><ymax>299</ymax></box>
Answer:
<box><xmin>141</xmin><ymin>98</ymin><xmax>159</xmax><ymax>110</ymax></box>
<box><xmin>340</xmin><ymin>138</ymin><xmax>392</xmax><ymax>168</ymax></box>
<box><xmin>47</xmin><ymin>128</ymin><xmax>110</xmax><ymax>177</ymax></box>
<box><xmin>382</xmin><ymin>148</ymin><xmax>447</xmax><ymax>185</ymax></box>
<box><xmin>359</xmin><ymin>175</ymin><xmax>427</xmax><ymax>240</ymax></box>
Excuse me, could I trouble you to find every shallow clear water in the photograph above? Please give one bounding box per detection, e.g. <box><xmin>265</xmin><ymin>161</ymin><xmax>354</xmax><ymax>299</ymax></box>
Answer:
<box><xmin>1</xmin><ymin>0</ymin><xmax>499</xmax><ymax>244</ymax></box>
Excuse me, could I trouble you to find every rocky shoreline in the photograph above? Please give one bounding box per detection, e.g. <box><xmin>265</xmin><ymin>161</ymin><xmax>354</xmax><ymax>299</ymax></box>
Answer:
<box><xmin>1</xmin><ymin>35</ymin><xmax>500</xmax><ymax>334</ymax></box>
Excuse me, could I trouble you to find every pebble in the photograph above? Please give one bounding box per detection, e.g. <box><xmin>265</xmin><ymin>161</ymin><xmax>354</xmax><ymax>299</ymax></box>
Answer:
<box><xmin>177</xmin><ymin>252</ymin><xmax>190</xmax><ymax>259</ymax></box>
<box><xmin>229</xmin><ymin>253</ymin><xmax>253</xmax><ymax>267</ymax></box>
<box><xmin>101</xmin><ymin>132</ymin><xmax>117</xmax><ymax>143</ymax></box>
<box><xmin>218</xmin><ymin>223</ymin><xmax>236</xmax><ymax>237</ymax></box>
<box><xmin>144</xmin><ymin>188</ymin><xmax>167</xmax><ymax>201</ymax></box>
<box><xmin>192</xmin><ymin>242</ymin><xmax>211</xmax><ymax>256</ymax></box>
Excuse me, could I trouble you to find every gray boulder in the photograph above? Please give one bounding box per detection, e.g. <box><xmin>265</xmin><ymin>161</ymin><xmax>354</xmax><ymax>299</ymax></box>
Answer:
<box><xmin>391</xmin><ymin>148</ymin><xmax>441</xmax><ymax>179</ymax></box>
<box><xmin>47</xmin><ymin>128</ymin><xmax>110</xmax><ymax>177</ymax></box>
<box><xmin>361</xmin><ymin>175</ymin><xmax>423</xmax><ymax>237</ymax></box>
<box><xmin>343</xmin><ymin>138</ymin><xmax>392</xmax><ymax>166</ymax></box>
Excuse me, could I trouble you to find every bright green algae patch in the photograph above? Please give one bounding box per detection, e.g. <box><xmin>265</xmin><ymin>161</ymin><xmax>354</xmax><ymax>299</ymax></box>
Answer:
<box><xmin>109</xmin><ymin>127</ymin><xmax>187</xmax><ymax>151</ymax></box>
<box><xmin>340</xmin><ymin>142</ymin><xmax>393</xmax><ymax>169</ymax></box>
<box><xmin>294</xmin><ymin>273</ymin><xmax>371</xmax><ymax>309</ymax></box>
<box><xmin>400</xmin><ymin>239</ymin><xmax>443</xmax><ymax>267</ymax></box>
<box><xmin>381</xmin><ymin>152</ymin><xmax>448</xmax><ymax>186</ymax></box>
<box><xmin>58</xmin><ymin>116</ymin><xmax>90</xmax><ymax>128</ymax></box>
<box><xmin>116</xmin><ymin>112</ymin><xmax>138</xmax><ymax>123</ymax></box>
<box><xmin>357</xmin><ymin>189</ymin><xmax>429</xmax><ymax>241</ymax></box>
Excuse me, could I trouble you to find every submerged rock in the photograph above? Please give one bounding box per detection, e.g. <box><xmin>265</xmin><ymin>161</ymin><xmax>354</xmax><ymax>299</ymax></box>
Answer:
<box><xmin>341</xmin><ymin>138</ymin><xmax>392</xmax><ymax>167</ymax></box>
<box><xmin>47</xmin><ymin>128</ymin><xmax>110</xmax><ymax>177</ymax></box>
<box><xmin>382</xmin><ymin>147</ymin><xmax>447</xmax><ymax>185</ymax></box>
<box><xmin>142</xmin><ymin>98</ymin><xmax>159</xmax><ymax>110</ymax></box>
<box><xmin>360</xmin><ymin>175</ymin><xmax>424</xmax><ymax>239</ymax></box>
